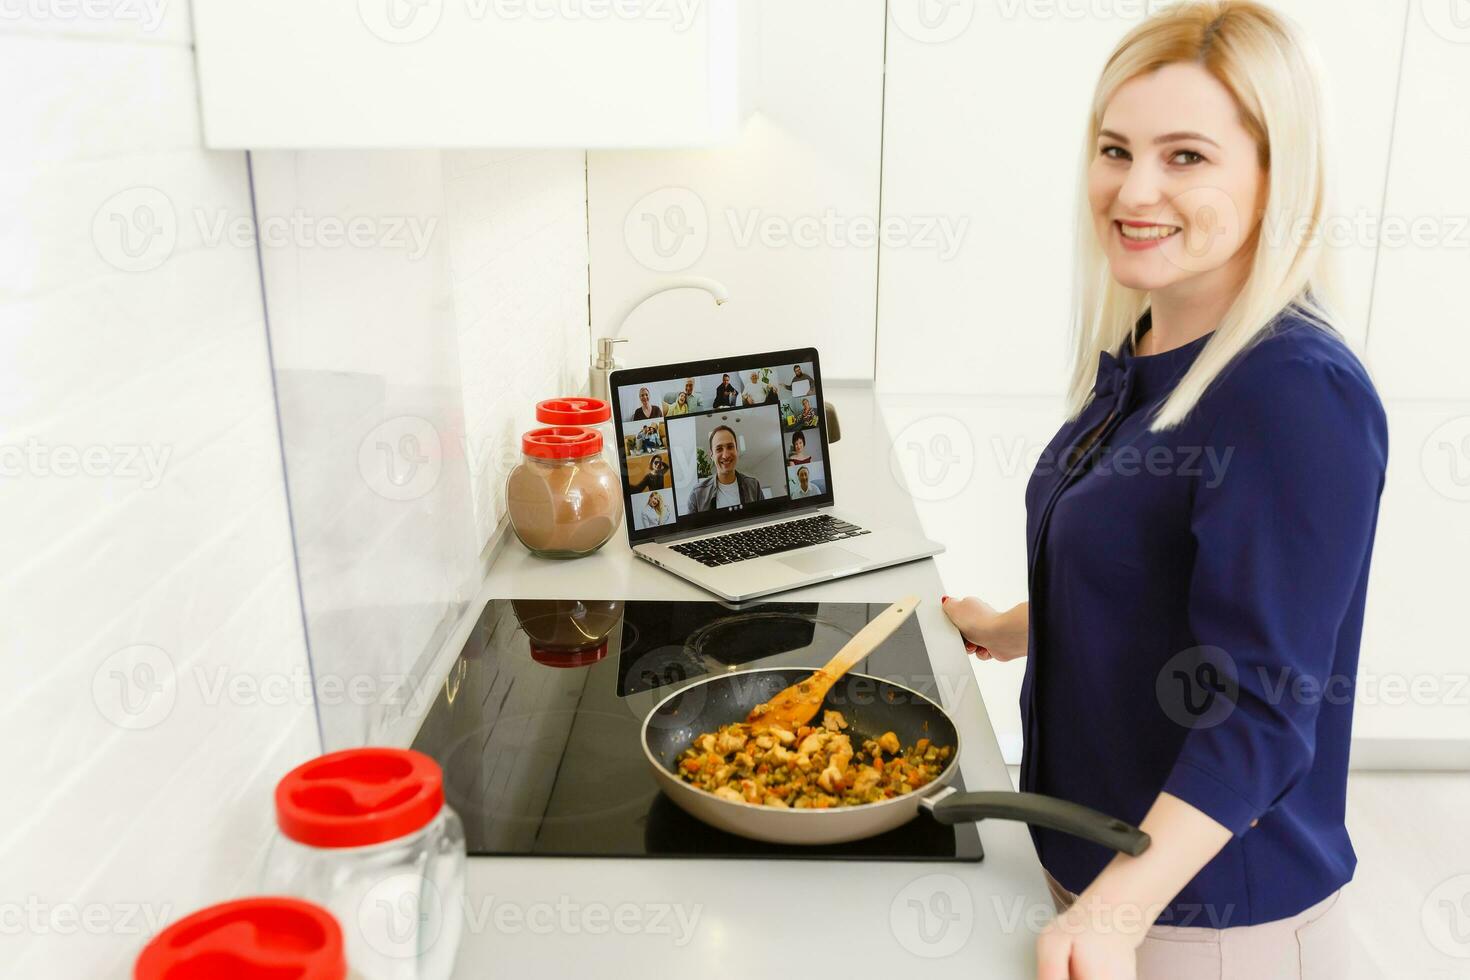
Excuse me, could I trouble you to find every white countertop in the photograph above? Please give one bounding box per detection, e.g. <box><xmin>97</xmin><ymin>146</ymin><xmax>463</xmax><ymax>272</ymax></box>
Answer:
<box><xmin>448</xmin><ymin>381</ymin><xmax>1050</xmax><ymax>978</ymax></box>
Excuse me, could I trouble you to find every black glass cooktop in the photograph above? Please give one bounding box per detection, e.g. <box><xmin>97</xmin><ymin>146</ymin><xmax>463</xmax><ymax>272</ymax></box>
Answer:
<box><xmin>410</xmin><ymin>599</ymin><xmax>983</xmax><ymax>861</ymax></box>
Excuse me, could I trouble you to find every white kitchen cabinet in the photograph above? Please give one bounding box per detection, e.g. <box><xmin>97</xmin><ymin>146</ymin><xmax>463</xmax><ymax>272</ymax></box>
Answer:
<box><xmin>191</xmin><ymin>0</ymin><xmax>756</xmax><ymax>148</ymax></box>
<box><xmin>1366</xmin><ymin>5</ymin><xmax>1470</xmax><ymax>400</ymax></box>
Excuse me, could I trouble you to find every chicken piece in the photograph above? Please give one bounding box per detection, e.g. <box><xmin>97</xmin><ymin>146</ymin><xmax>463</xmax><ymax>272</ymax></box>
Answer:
<box><xmin>797</xmin><ymin>731</ymin><xmax>829</xmax><ymax>756</ymax></box>
<box><xmin>716</xmin><ymin>729</ymin><xmax>748</xmax><ymax>755</ymax></box>
<box><xmin>762</xmin><ymin>794</ymin><xmax>790</xmax><ymax>808</ymax></box>
<box><xmin>878</xmin><ymin>731</ymin><xmax>901</xmax><ymax>755</ymax></box>
<box><xmin>753</xmin><ymin>734</ymin><xmax>775</xmax><ymax>750</ymax></box>
<box><xmin>816</xmin><ymin>763</ymin><xmax>846</xmax><ymax>793</ymax></box>
<box><xmin>697</xmin><ymin>733</ymin><xmax>717</xmax><ymax>754</ymax></box>
<box><xmin>822</xmin><ymin>710</ymin><xmax>849</xmax><ymax>731</ymax></box>
<box><xmin>714</xmin><ymin>786</ymin><xmax>744</xmax><ymax>804</ymax></box>
<box><xmin>768</xmin><ymin>726</ymin><xmax>797</xmax><ymax>746</ymax></box>
<box><xmin>827</xmin><ymin>733</ymin><xmax>853</xmax><ymax>767</ymax></box>
<box><xmin>741</xmin><ymin>779</ymin><xmax>762</xmax><ymax>804</ymax></box>
<box><xmin>851</xmin><ymin>767</ymin><xmax>882</xmax><ymax>796</ymax></box>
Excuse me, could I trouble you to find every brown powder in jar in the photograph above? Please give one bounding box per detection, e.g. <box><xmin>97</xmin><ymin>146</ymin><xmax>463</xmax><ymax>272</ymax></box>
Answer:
<box><xmin>507</xmin><ymin>456</ymin><xmax>621</xmax><ymax>556</ymax></box>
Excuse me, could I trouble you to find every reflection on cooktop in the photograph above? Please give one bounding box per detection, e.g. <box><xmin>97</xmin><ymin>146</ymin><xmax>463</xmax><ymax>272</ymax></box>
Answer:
<box><xmin>410</xmin><ymin>598</ymin><xmax>981</xmax><ymax>862</ymax></box>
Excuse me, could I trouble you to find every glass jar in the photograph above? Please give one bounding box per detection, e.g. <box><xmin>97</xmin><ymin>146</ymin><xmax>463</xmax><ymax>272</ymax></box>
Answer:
<box><xmin>505</xmin><ymin>427</ymin><xmax>623</xmax><ymax>559</ymax></box>
<box><xmin>261</xmin><ymin>748</ymin><xmax>465</xmax><ymax>980</ymax></box>
<box><xmin>511</xmin><ymin>598</ymin><xmax>625</xmax><ymax>667</ymax></box>
<box><xmin>535</xmin><ymin>397</ymin><xmax>617</xmax><ymax>471</ymax></box>
<box><xmin>135</xmin><ymin>896</ymin><xmax>352</xmax><ymax>979</ymax></box>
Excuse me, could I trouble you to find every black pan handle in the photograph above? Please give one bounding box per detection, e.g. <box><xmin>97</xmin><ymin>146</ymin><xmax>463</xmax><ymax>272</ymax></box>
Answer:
<box><xmin>923</xmin><ymin>790</ymin><xmax>1150</xmax><ymax>857</ymax></box>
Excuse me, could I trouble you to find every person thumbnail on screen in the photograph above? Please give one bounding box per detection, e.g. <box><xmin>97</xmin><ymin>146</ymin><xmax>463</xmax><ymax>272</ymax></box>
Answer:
<box><xmin>631</xmin><ymin>489</ymin><xmax>677</xmax><ymax>530</ymax></box>
<box><xmin>667</xmin><ymin>406</ymin><xmax>787</xmax><ymax>513</ymax></box>
<box><xmin>738</xmin><ymin>368</ymin><xmax>780</xmax><ymax>407</ymax></box>
<box><xmin>781</xmin><ymin>395</ymin><xmax>820</xmax><ymax>431</ymax></box>
<box><xmin>626</xmin><ymin>451</ymin><xmax>671</xmax><ymax>494</ymax></box>
<box><xmin>788</xmin><ymin>462</ymin><xmax>827</xmax><ymax>499</ymax></box>
<box><xmin>775</xmin><ymin>361</ymin><xmax>816</xmax><ymax>400</ymax></box>
<box><xmin>624</xmin><ymin>420</ymin><xmax>667</xmax><ymax>457</ymax></box>
<box><xmin>784</xmin><ymin>428</ymin><xmax>821</xmax><ymax>466</ymax></box>
<box><xmin>710</xmin><ymin>372</ymin><xmax>740</xmax><ymax>408</ymax></box>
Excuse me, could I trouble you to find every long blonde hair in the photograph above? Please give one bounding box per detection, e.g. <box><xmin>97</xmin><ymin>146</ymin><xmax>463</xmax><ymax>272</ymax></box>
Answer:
<box><xmin>1067</xmin><ymin>0</ymin><xmax>1339</xmax><ymax>430</ymax></box>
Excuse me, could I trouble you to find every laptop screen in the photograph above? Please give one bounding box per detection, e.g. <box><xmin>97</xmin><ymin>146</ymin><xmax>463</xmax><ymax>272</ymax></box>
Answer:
<box><xmin>610</xmin><ymin>347</ymin><xmax>833</xmax><ymax>544</ymax></box>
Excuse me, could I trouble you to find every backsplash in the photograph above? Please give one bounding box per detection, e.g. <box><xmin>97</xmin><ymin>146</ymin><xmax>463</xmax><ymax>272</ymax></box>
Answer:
<box><xmin>254</xmin><ymin>148</ymin><xmax>590</xmax><ymax>752</ymax></box>
<box><xmin>0</xmin><ymin>13</ymin><xmax>317</xmax><ymax>979</ymax></box>
<box><xmin>445</xmin><ymin>149</ymin><xmax>592</xmax><ymax>546</ymax></box>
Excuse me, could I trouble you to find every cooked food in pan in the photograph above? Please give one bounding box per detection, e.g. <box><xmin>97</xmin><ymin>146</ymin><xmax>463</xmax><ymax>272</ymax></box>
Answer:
<box><xmin>674</xmin><ymin>709</ymin><xmax>953</xmax><ymax>809</ymax></box>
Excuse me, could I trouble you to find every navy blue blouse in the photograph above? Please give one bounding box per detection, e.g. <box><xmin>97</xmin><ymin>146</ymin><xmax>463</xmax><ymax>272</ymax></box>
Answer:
<box><xmin>1020</xmin><ymin>307</ymin><xmax>1388</xmax><ymax>926</ymax></box>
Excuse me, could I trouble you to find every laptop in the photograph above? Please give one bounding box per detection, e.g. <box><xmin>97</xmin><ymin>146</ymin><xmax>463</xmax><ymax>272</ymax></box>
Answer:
<box><xmin>610</xmin><ymin>347</ymin><xmax>943</xmax><ymax>602</ymax></box>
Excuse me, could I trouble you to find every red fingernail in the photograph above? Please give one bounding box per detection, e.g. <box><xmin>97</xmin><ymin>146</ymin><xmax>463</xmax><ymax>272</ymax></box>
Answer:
<box><xmin>941</xmin><ymin>595</ymin><xmax>950</xmax><ymax>603</ymax></box>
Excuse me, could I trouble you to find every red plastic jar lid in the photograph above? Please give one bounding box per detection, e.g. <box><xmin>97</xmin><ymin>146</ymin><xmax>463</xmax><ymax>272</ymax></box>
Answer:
<box><xmin>536</xmin><ymin>397</ymin><xmax>611</xmax><ymax>426</ymax></box>
<box><xmin>134</xmin><ymin>897</ymin><xmax>345</xmax><ymax>980</ymax></box>
<box><xmin>275</xmin><ymin>747</ymin><xmax>444</xmax><ymax>848</ymax></box>
<box><xmin>530</xmin><ymin>640</ymin><xmax>609</xmax><ymax>668</ymax></box>
<box><xmin>522</xmin><ymin>426</ymin><xmax>602</xmax><ymax>459</ymax></box>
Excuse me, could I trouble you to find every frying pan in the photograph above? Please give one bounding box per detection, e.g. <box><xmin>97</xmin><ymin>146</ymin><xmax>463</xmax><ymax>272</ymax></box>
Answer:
<box><xmin>642</xmin><ymin>667</ymin><xmax>1149</xmax><ymax>854</ymax></box>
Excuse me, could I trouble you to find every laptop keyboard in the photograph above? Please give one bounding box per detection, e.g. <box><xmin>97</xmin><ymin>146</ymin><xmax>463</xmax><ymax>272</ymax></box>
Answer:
<box><xmin>670</xmin><ymin>514</ymin><xmax>870</xmax><ymax>567</ymax></box>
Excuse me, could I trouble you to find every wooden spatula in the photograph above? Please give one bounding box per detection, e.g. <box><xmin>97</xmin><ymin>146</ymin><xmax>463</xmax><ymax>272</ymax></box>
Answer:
<box><xmin>745</xmin><ymin>596</ymin><xmax>921</xmax><ymax>733</ymax></box>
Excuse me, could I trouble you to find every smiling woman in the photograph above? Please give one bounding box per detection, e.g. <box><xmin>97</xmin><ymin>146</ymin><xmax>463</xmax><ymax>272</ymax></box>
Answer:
<box><xmin>942</xmin><ymin>4</ymin><xmax>1387</xmax><ymax>979</ymax></box>
<box><xmin>1068</xmin><ymin>0</ymin><xmax>1336</xmax><ymax>430</ymax></box>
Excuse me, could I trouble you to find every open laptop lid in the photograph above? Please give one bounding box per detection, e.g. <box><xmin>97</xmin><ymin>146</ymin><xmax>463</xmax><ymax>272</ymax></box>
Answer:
<box><xmin>610</xmin><ymin>347</ymin><xmax>834</xmax><ymax>545</ymax></box>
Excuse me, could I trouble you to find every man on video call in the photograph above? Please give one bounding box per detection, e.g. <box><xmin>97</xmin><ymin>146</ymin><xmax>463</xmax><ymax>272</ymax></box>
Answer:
<box><xmin>678</xmin><ymin>378</ymin><xmax>706</xmax><ymax>412</ymax></box>
<box><xmin>687</xmin><ymin>424</ymin><xmax>763</xmax><ymax>511</ymax></box>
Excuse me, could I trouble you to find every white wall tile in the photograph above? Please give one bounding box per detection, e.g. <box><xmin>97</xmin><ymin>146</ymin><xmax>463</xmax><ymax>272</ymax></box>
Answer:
<box><xmin>0</xmin><ymin>24</ymin><xmax>317</xmax><ymax>980</ymax></box>
<box><xmin>0</xmin><ymin>36</ymin><xmax>199</xmax><ymax>170</ymax></box>
<box><xmin>448</xmin><ymin>149</ymin><xmax>591</xmax><ymax>540</ymax></box>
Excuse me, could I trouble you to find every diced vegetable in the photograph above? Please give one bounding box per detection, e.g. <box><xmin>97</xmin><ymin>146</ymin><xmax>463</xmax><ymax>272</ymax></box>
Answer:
<box><xmin>674</xmin><ymin>719</ymin><xmax>952</xmax><ymax>809</ymax></box>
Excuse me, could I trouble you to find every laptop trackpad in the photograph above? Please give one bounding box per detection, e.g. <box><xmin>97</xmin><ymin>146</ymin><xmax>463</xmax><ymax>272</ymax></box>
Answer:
<box><xmin>778</xmin><ymin>546</ymin><xmax>864</xmax><ymax>574</ymax></box>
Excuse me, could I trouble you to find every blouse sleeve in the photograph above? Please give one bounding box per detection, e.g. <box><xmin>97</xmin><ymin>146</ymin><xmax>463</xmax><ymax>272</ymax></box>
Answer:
<box><xmin>1160</xmin><ymin>351</ymin><xmax>1388</xmax><ymax>834</ymax></box>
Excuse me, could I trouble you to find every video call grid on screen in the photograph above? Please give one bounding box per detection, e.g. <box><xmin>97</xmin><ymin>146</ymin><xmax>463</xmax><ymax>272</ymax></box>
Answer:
<box><xmin>610</xmin><ymin>348</ymin><xmax>834</xmax><ymax>543</ymax></box>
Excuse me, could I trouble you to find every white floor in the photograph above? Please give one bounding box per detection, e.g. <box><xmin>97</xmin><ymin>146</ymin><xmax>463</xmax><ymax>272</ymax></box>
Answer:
<box><xmin>1004</xmin><ymin>768</ymin><xmax>1470</xmax><ymax>977</ymax></box>
<box><xmin>1342</xmin><ymin>772</ymin><xmax>1470</xmax><ymax>979</ymax></box>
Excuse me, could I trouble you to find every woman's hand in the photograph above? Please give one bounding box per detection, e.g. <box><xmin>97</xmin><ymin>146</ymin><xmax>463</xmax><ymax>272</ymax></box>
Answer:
<box><xmin>1036</xmin><ymin>907</ymin><xmax>1140</xmax><ymax>980</ymax></box>
<box><xmin>940</xmin><ymin>596</ymin><xmax>1029</xmax><ymax>661</ymax></box>
<box><xmin>1034</xmin><ymin>793</ymin><xmax>1233</xmax><ymax>980</ymax></box>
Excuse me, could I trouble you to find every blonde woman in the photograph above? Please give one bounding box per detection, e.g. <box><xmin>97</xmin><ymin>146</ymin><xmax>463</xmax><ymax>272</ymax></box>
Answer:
<box><xmin>941</xmin><ymin>4</ymin><xmax>1386</xmax><ymax>978</ymax></box>
<box><xmin>637</xmin><ymin>490</ymin><xmax>669</xmax><ymax>529</ymax></box>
